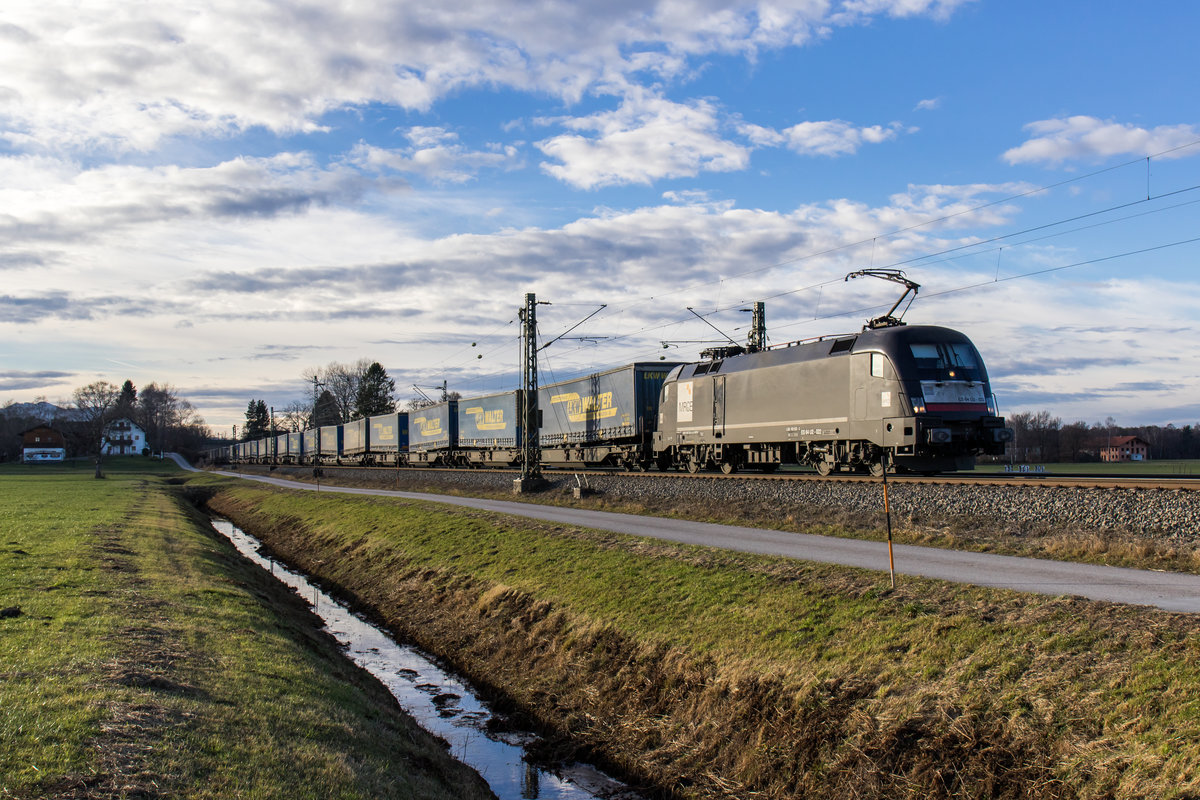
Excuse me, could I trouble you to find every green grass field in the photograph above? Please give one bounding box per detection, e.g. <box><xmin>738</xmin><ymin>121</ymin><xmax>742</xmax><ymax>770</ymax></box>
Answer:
<box><xmin>205</xmin><ymin>476</ymin><xmax>1200</xmax><ymax>799</ymax></box>
<box><xmin>975</xmin><ymin>459</ymin><xmax>1200</xmax><ymax>475</ymax></box>
<box><xmin>0</xmin><ymin>460</ymin><xmax>490</xmax><ymax>799</ymax></box>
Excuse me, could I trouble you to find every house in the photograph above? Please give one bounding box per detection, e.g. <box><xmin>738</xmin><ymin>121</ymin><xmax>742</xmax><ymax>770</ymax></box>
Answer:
<box><xmin>102</xmin><ymin>418</ymin><xmax>149</xmax><ymax>456</ymax></box>
<box><xmin>1101</xmin><ymin>435</ymin><xmax>1151</xmax><ymax>462</ymax></box>
<box><xmin>21</xmin><ymin>424</ymin><xmax>67</xmax><ymax>463</ymax></box>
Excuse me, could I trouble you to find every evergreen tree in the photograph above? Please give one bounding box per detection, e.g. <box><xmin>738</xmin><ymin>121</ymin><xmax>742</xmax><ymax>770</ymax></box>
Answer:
<box><xmin>312</xmin><ymin>390</ymin><xmax>341</xmax><ymax>428</ymax></box>
<box><xmin>353</xmin><ymin>362</ymin><xmax>396</xmax><ymax>419</ymax></box>
<box><xmin>243</xmin><ymin>399</ymin><xmax>269</xmax><ymax>440</ymax></box>
<box><xmin>115</xmin><ymin>380</ymin><xmax>137</xmax><ymax>419</ymax></box>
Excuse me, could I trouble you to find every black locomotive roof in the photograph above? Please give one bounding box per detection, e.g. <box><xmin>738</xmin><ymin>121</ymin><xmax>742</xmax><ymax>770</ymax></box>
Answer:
<box><xmin>671</xmin><ymin>324</ymin><xmax>979</xmax><ymax>380</ymax></box>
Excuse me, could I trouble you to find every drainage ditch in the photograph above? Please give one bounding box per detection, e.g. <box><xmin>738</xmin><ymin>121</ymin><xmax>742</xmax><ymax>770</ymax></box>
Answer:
<box><xmin>210</xmin><ymin>518</ymin><xmax>647</xmax><ymax>800</ymax></box>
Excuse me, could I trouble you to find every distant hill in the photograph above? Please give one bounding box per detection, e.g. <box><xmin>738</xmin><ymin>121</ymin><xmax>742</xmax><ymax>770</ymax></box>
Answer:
<box><xmin>2</xmin><ymin>401</ymin><xmax>83</xmax><ymax>422</ymax></box>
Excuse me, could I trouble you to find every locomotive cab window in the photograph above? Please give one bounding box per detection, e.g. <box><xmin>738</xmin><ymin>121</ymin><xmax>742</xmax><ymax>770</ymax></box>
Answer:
<box><xmin>910</xmin><ymin>342</ymin><xmax>983</xmax><ymax>381</ymax></box>
<box><xmin>870</xmin><ymin>353</ymin><xmax>885</xmax><ymax>378</ymax></box>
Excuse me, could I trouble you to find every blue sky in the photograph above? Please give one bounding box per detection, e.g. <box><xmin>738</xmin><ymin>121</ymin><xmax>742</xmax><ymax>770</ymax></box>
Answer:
<box><xmin>2</xmin><ymin>0</ymin><xmax>1198</xmax><ymax>432</ymax></box>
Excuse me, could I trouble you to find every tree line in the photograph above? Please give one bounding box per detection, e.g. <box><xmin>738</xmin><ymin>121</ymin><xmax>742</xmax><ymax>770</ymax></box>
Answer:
<box><xmin>1</xmin><ymin>379</ymin><xmax>211</xmax><ymax>470</ymax></box>
<box><xmin>1004</xmin><ymin>411</ymin><xmax>1200</xmax><ymax>463</ymax></box>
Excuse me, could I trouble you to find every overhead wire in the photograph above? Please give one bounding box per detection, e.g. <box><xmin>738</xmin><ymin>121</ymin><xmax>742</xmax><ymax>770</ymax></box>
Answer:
<box><xmin>399</xmin><ymin>137</ymin><xmax>1200</xmax><ymax>392</ymax></box>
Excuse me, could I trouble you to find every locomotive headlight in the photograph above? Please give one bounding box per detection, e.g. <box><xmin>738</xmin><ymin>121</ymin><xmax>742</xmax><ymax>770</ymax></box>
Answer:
<box><xmin>911</xmin><ymin>395</ymin><xmax>926</xmax><ymax>415</ymax></box>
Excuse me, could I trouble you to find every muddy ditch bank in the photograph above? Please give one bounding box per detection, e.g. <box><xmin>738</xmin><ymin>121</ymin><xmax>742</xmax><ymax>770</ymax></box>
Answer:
<box><xmin>197</xmin><ymin>485</ymin><xmax>1084</xmax><ymax>800</ymax></box>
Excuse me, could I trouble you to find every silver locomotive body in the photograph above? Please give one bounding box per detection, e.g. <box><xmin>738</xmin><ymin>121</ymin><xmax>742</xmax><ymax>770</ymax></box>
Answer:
<box><xmin>654</xmin><ymin>324</ymin><xmax>1011</xmax><ymax>475</ymax></box>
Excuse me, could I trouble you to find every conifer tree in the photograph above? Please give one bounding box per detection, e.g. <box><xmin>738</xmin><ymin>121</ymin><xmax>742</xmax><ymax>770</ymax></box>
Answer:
<box><xmin>243</xmin><ymin>399</ymin><xmax>269</xmax><ymax>440</ymax></box>
<box><xmin>353</xmin><ymin>362</ymin><xmax>396</xmax><ymax>419</ymax></box>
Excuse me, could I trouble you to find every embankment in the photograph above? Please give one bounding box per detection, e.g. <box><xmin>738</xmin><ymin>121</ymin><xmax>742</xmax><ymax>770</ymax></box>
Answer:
<box><xmin>201</xmin><ymin>475</ymin><xmax>1200</xmax><ymax>800</ymax></box>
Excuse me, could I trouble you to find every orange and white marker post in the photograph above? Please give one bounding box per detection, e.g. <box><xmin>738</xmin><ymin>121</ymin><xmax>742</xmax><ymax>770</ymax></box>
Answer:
<box><xmin>882</xmin><ymin>452</ymin><xmax>896</xmax><ymax>588</ymax></box>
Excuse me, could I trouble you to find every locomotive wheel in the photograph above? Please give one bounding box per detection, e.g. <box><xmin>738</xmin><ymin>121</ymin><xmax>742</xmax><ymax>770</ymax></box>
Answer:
<box><xmin>868</xmin><ymin>460</ymin><xmax>885</xmax><ymax>478</ymax></box>
<box><xmin>686</xmin><ymin>458</ymin><xmax>701</xmax><ymax>474</ymax></box>
<box><xmin>815</xmin><ymin>460</ymin><xmax>833</xmax><ymax>477</ymax></box>
<box><xmin>719</xmin><ymin>460</ymin><xmax>737</xmax><ymax>475</ymax></box>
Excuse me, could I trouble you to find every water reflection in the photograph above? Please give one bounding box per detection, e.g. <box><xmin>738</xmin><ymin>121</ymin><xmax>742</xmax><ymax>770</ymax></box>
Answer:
<box><xmin>210</xmin><ymin>518</ymin><xmax>645</xmax><ymax>800</ymax></box>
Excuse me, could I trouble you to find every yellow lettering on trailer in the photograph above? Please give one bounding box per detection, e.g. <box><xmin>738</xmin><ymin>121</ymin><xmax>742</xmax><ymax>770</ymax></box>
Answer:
<box><xmin>550</xmin><ymin>391</ymin><xmax>618</xmax><ymax>423</ymax></box>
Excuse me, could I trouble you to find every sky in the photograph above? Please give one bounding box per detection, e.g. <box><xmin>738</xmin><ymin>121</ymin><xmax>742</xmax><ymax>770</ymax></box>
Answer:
<box><xmin>2</xmin><ymin>0</ymin><xmax>1199</xmax><ymax>434</ymax></box>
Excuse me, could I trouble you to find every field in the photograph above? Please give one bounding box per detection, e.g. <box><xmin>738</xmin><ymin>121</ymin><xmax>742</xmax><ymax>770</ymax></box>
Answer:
<box><xmin>975</xmin><ymin>459</ymin><xmax>1200</xmax><ymax>476</ymax></box>
<box><xmin>200</xmin><ymin>473</ymin><xmax>1200</xmax><ymax>800</ymax></box>
<box><xmin>0</xmin><ymin>459</ymin><xmax>490</xmax><ymax>800</ymax></box>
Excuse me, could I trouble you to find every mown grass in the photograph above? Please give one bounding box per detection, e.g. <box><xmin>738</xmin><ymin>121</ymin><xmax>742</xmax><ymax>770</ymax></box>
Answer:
<box><xmin>201</xmin><ymin>475</ymin><xmax>1200</xmax><ymax>799</ymax></box>
<box><xmin>0</xmin><ymin>464</ymin><xmax>490</xmax><ymax>799</ymax></box>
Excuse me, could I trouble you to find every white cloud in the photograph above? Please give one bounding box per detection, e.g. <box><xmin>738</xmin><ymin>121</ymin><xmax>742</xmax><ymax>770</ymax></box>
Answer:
<box><xmin>348</xmin><ymin>129</ymin><xmax>521</xmax><ymax>184</ymax></box>
<box><xmin>0</xmin><ymin>152</ymin><xmax>375</xmax><ymax>248</ymax></box>
<box><xmin>780</xmin><ymin>120</ymin><xmax>905</xmax><ymax>156</ymax></box>
<box><xmin>537</xmin><ymin>94</ymin><xmax>750</xmax><ymax>189</ymax></box>
<box><xmin>1003</xmin><ymin>116</ymin><xmax>1200</xmax><ymax>166</ymax></box>
<box><xmin>915</xmin><ymin>97</ymin><xmax>941</xmax><ymax>111</ymax></box>
<box><xmin>0</xmin><ymin>0</ymin><xmax>973</xmax><ymax>154</ymax></box>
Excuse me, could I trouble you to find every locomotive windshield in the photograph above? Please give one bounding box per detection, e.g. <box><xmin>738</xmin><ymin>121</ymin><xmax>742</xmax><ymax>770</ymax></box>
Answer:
<box><xmin>909</xmin><ymin>342</ymin><xmax>984</xmax><ymax>381</ymax></box>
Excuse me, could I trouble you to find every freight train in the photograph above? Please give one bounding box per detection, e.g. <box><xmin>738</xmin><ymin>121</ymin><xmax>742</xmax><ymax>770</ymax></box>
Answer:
<box><xmin>211</xmin><ymin>320</ymin><xmax>1011</xmax><ymax>476</ymax></box>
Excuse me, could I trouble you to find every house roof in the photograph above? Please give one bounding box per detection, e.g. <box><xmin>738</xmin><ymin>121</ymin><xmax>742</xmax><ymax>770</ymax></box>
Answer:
<box><xmin>1107</xmin><ymin>435</ymin><xmax>1148</xmax><ymax>448</ymax></box>
<box><xmin>18</xmin><ymin>423</ymin><xmax>63</xmax><ymax>436</ymax></box>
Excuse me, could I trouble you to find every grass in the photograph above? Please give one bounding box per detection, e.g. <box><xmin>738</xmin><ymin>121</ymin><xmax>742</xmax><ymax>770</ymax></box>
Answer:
<box><xmin>202</xmin><ymin>475</ymin><xmax>1200</xmax><ymax>799</ymax></box>
<box><xmin>975</xmin><ymin>459</ymin><xmax>1200</xmax><ymax>475</ymax></box>
<box><xmin>0</xmin><ymin>462</ymin><xmax>490</xmax><ymax>799</ymax></box>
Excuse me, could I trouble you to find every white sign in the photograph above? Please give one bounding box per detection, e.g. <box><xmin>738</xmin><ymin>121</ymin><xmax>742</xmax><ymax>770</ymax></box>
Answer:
<box><xmin>678</xmin><ymin>381</ymin><xmax>694</xmax><ymax>423</ymax></box>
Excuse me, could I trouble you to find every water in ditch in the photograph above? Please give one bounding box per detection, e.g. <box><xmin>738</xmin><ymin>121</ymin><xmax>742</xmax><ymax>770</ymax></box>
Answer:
<box><xmin>210</xmin><ymin>518</ymin><xmax>647</xmax><ymax>800</ymax></box>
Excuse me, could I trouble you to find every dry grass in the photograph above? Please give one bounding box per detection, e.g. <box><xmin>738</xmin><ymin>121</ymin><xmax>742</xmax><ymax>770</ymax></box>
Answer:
<box><xmin>203</xmin><ymin>477</ymin><xmax>1200</xmax><ymax>800</ymax></box>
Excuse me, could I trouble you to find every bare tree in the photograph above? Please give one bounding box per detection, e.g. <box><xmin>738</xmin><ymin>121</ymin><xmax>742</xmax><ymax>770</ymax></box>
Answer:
<box><xmin>278</xmin><ymin>399</ymin><xmax>312</xmax><ymax>432</ymax></box>
<box><xmin>324</xmin><ymin>358</ymin><xmax>373</xmax><ymax>423</ymax></box>
<box><xmin>73</xmin><ymin>380</ymin><xmax>120</xmax><ymax>477</ymax></box>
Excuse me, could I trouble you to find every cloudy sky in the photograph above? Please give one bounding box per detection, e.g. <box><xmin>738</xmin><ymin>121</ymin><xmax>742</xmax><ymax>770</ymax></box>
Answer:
<box><xmin>3</xmin><ymin>0</ymin><xmax>1198</xmax><ymax>433</ymax></box>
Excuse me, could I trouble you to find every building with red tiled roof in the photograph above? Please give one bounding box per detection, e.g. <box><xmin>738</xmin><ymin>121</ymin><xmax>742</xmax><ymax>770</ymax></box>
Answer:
<box><xmin>1101</xmin><ymin>435</ymin><xmax>1151</xmax><ymax>462</ymax></box>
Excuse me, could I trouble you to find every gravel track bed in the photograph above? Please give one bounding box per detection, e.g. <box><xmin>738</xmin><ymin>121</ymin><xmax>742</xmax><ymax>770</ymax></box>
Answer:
<box><xmin>241</xmin><ymin>465</ymin><xmax>1200</xmax><ymax>539</ymax></box>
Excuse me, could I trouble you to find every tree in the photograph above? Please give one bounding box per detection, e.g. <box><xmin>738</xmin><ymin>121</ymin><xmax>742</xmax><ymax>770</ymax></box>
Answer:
<box><xmin>138</xmin><ymin>383</ymin><xmax>207</xmax><ymax>454</ymax></box>
<box><xmin>73</xmin><ymin>380</ymin><xmax>121</xmax><ymax>477</ymax></box>
<box><xmin>279</xmin><ymin>400</ymin><xmax>311</xmax><ymax>433</ymax></box>
<box><xmin>115</xmin><ymin>380</ymin><xmax>137</xmax><ymax>419</ymax></box>
<box><xmin>1059</xmin><ymin>421</ymin><xmax>1093</xmax><ymax>462</ymax></box>
<box><xmin>353</xmin><ymin>362</ymin><xmax>396</xmax><ymax>419</ymax></box>
<box><xmin>325</xmin><ymin>359</ymin><xmax>373</xmax><ymax>423</ymax></box>
<box><xmin>243</xmin><ymin>399</ymin><xmax>269</xmax><ymax>441</ymax></box>
<box><xmin>312</xmin><ymin>390</ymin><xmax>341</xmax><ymax>428</ymax></box>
